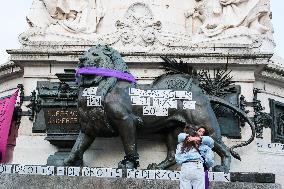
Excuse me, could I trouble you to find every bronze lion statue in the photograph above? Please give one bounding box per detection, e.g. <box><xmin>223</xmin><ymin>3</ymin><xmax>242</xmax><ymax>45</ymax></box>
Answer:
<box><xmin>64</xmin><ymin>44</ymin><xmax>255</xmax><ymax>172</ymax></box>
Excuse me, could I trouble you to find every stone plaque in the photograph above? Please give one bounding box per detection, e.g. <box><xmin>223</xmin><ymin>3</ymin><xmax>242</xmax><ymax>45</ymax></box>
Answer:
<box><xmin>45</xmin><ymin>108</ymin><xmax>78</xmax><ymax>126</ymax></box>
<box><xmin>44</xmin><ymin>108</ymin><xmax>79</xmax><ymax>134</ymax></box>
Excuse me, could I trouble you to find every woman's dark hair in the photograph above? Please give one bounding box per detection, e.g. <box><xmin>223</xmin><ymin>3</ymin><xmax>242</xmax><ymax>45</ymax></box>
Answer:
<box><xmin>181</xmin><ymin>126</ymin><xmax>198</xmax><ymax>153</ymax></box>
<box><xmin>183</xmin><ymin>124</ymin><xmax>195</xmax><ymax>134</ymax></box>
<box><xmin>197</xmin><ymin>126</ymin><xmax>209</xmax><ymax>136</ymax></box>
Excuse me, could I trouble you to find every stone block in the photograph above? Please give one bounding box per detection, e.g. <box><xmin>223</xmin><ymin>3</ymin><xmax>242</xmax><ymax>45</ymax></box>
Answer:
<box><xmin>210</xmin><ymin>181</ymin><xmax>282</xmax><ymax>189</ymax></box>
<box><xmin>0</xmin><ymin>174</ymin><xmax>282</xmax><ymax>189</ymax></box>
<box><xmin>230</xmin><ymin>172</ymin><xmax>275</xmax><ymax>183</ymax></box>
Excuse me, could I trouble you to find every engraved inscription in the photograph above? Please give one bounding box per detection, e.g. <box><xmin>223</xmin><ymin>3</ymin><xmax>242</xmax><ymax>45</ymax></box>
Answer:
<box><xmin>46</xmin><ymin>109</ymin><xmax>79</xmax><ymax>125</ymax></box>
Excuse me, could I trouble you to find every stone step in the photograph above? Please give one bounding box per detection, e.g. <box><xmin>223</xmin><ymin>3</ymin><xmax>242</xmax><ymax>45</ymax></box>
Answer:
<box><xmin>0</xmin><ymin>174</ymin><xmax>282</xmax><ymax>189</ymax></box>
<box><xmin>211</xmin><ymin>182</ymin><xmax>282</xmax><ymax>189</ymax></box>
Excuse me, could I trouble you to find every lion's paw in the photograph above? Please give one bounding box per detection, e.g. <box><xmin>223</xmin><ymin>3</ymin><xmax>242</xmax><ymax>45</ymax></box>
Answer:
<box><xmin>147</xmin><ymin>163</ymin><xmax>160</xmax><ymax>170</ymax></box>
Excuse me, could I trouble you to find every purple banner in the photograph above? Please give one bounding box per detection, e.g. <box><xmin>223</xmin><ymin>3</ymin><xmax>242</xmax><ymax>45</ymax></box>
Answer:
<box><xmin>76</xmin><ymin>67</ymin><xmax>136</xmax><ymax>83</ymax></box>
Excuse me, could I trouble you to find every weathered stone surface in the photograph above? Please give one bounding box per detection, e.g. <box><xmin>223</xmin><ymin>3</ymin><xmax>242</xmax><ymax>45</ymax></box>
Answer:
<box><xmin>22</xmin><ymin>0</ymin><xmax>274</xmax><ymax>54</ymax></box>
<box><xmin>0</xmin><ymin>174</ymin><xmax>178</xmax><ymax>189</ymax></box>
<box><xmin>230</xmin><ymin>172</ymin><xmax>275</xmax><ymax>183</ymax></box>
<box><xmin>211</xmin><ymin>181</ymin><xmax>282</xmax><ymax>189</ymax></box>
<box><xmin>0</xmin><ymin>174</ymin><xmax>282</xmax><ymax>189</ymax></box>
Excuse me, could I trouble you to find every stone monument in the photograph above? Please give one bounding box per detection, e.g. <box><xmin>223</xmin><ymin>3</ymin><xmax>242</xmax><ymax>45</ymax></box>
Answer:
<box><xmin>0</xmin><ymin>0</ymin><xmax>284</xmax><ymax>188</ymax></box>
<box><xmin>61</xmin><ymin>44</ymin><xmax>255</xmax><ymax>173</ymax></box>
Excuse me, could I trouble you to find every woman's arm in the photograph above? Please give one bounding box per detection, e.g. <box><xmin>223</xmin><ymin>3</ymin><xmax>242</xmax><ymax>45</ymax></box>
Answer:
<box><xmin>203</xmin><ymin>146</ymin><xmax>215</xmax><ymax>168</ymax></box>
<box><xmin>178</xmin><ymin>133</ymin><xmax>203</xmax><ymax>143</ymax></box>
<box><xmin>175</xmin><ymin>144</ymin><xmax>186</xmax><ymax>165</ymax></box>
<box><xmin>201</xmin><ymin>136</ymin><xmax>214</xmax><ymax>149</ymax></box>
<box><xmin>177</xmin><ymin>133</ymin><xmax>188</xmax><ymax>143</ymax></box>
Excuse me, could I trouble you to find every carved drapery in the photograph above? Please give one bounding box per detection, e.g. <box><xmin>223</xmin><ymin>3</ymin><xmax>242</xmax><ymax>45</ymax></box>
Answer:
<box><xmin>23</xmin><ymin>0</ymin><xmax>105</xmax><ymax>41</ymax></box>
<box><xmin>200</xmin><ymin>0</ymin><xmax>270</xmax><ymax>36</ymax></box>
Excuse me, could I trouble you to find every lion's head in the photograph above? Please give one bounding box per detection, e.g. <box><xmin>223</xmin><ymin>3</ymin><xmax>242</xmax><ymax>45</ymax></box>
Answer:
<box><xmin>78</xmin><ymin>44</ymin><xmax>129</xmax><ymax>72</ymax></box>
<box><xmin>77</xmin><ymin>44</ymin><xmax>132</xmax><ymax>101</ymax></box>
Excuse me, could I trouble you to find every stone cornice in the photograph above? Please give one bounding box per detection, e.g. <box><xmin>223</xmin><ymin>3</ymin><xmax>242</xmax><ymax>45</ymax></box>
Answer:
<box><xmin>0</xmin><ymin>61</ymin><xmax>23</xmax><ymax>83</ymax></box>
<box><xmin>255</xmin><ymin>58</ymin><xmax>284</xmax><ymax>87</ymax></box>
<box><xmin>7</xmin><ymin>48</ymin><xmax>272</xmax><ymax>66</ymax></box>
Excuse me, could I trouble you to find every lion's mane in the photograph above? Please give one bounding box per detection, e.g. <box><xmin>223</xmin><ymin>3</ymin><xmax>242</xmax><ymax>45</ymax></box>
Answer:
<box><xmin>78</xmin><ymin>44</ymin><xmax>131</xmax><ymax>102</ymax></box>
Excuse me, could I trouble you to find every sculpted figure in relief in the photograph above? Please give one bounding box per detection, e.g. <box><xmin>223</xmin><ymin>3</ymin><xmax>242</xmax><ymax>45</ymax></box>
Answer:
<box><xmin>200</xmin><ymin>0</ymin><xmax>270</xmax><ymax>37</ymax></box>
<box><xmin>26</xmin><ymin>0</ymin><xmax>105</xmax><ymax>34</ymax></box>
<box><xmin>185</xmin><ymin>0</ymin><xmax>206</xmax><ymax>35</ymax></box>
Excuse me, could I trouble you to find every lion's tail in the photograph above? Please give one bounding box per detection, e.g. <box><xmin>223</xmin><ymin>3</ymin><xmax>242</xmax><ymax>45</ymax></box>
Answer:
<box><xmin>209</xmin><ymin>96</ymin><xmax>256</xmax><ymax>161</ymax></box>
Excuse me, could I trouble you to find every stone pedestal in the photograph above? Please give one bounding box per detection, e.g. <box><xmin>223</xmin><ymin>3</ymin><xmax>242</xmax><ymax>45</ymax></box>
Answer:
<box><xmin>0</xmin><ymin>174</ymin><xmax>282</xmax><ymax>189</ymax></box>
<box><xmin>1</xmin><ymin>0</ymin><xmax>284</xmax><ymax>188</ymax></box>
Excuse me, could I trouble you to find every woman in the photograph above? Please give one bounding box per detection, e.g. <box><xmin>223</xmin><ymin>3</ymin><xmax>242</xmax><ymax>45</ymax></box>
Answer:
<box><xmin>175</xmin><ymin>126</ymin><xmax>214</xmax><ymax>189</ymax></box>
<box><xmin>196</xmin><ymin>126</ymin><xmax>212</xmax><ymax>189</ymax></box>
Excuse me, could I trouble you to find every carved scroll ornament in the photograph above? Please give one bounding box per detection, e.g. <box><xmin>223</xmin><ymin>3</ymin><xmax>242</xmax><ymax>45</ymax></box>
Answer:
<box><xmin>115</xmin><ymin>2</ymin><xmax>162</xmax><ymax>45</ymax></box>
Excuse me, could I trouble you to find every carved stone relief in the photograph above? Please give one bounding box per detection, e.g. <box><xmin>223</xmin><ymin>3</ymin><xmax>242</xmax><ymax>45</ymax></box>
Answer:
<box><xmin>199</xmin><ymin>0</ymin><xmax>271</xmax><ymax>37</ymax></box>
<box><xmin>21</xmin><ymin>0</ymin><xmax>273</xmax><ymax>47</ymax></box>
<box><xmin>114</xmin><ymin>3</ymin><xmax>162</xmax><ymax>46</ymax></box>
<box><xmin>185</xmin><ymin>0</ymin><xmax>206</xmax><ymax>35</ymax></box>
<box><xmin>101</xmin><ymin>2</ymin><xmax>191</xmax><ymax>49</ymax></box>
<box><xmin>21</xmin><ymin>0</ymin><xmax>105</xmax><ymax>42</ymax></box>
